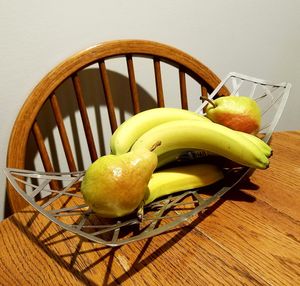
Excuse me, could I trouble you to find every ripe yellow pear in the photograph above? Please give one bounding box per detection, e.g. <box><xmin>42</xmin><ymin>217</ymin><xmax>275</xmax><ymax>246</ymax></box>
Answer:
<box><xmin>205</xmin><ymin>95</ymin><xmax>261</xmax><ymax>134</ymax></box>
<box><xmin>81</xmin><ymin>149</ymin><xmax>157</xmax><ymax>218</ymax></box>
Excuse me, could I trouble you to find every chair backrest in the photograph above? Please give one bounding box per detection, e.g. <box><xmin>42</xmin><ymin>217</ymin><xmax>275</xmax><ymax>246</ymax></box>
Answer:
<box><xmin>6</xmin><ymin>39</ymin><xmax>229</xmax><ymax>214</ymax></box>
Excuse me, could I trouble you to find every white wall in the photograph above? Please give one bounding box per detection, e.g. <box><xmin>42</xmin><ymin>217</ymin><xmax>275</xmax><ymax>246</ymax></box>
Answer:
<box><xmin>0</xmin><ymin>0</ymin><xmax>299</xmax><ymax>220</ymax></box>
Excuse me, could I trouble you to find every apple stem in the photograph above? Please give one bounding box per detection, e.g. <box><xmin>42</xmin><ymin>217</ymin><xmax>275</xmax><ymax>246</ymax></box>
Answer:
<box><xmin>200</xmin><ymin>96</ymin><xmax>216</xmax><ymax>108</ymax></box>
<box><xmin>150</xmin><ymin>141</ymin><xmax>161</xmax><ymax>152</ymax></box>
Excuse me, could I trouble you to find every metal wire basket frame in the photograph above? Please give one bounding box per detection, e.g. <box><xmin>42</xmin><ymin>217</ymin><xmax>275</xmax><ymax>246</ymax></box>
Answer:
<box><xmin>4</xmin><ymin>72</ymin><xmax>291</xmax><ymax>247</ymax></box>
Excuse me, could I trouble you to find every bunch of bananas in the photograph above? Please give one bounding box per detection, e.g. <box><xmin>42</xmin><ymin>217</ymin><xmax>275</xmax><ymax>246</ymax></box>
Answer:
<box><xmin>110</xmin><ymin>107</ymin><xmax>272</xmax><ymax>205</ymax></box>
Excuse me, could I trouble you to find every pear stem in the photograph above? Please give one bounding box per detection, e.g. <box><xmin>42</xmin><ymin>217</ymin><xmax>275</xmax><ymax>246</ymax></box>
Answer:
<box><xmin>150</xmin><ymin>141</ymin><xmax>161</xmax><ymax>152</ymax></box>
<box><xmin>200</xmin><ymin>96</ymin><xmax>216</xmax><ymax>108</ymax></box>
<box><xmin>137</xmin><ymin>202</ymin><xmax>144</xmax><ymax>221</ymax></box>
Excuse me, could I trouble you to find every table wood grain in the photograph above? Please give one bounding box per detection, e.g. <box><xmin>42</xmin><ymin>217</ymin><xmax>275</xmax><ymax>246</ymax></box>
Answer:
<box><xmin>1</xmin><ymin>131</ymin><xmax>299</xmax><ymax>286</ymax></box>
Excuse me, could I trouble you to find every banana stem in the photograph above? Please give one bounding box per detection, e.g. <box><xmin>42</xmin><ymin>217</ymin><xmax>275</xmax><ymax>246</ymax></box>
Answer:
<box><xmin>200</xmin><ymin>96</ymin><xmax>216</xmax><ymax>108</ymax></box>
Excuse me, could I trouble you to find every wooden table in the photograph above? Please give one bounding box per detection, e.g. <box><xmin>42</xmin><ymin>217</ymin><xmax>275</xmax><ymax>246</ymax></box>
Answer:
<box><xmin>1</xmin><ymin>131</ymin><xmax>299</xmax><ymax>286</ymax></box>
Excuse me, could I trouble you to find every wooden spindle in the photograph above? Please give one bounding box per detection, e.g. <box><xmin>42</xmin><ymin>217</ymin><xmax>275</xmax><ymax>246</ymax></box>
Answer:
<box><xmin>72</xmin><ymin>73</ymin><xmax>98</xmax><ymax>162</ymax></box>
<box><xmin>98</xmin><ymin>60</ymin><xmax>118</xmax><ymax>133</ymax></box>
<box><xmin>179</xmin><ymin>69</ymin><xmax>188</xmax><ymax>109</ymax></box>
<box><xmin>201</xmin><ymin>86</ymin><xmax>208</xmax><ymax>113</ymax></box>
<box><xmin>126</xmin><ymin>55</ymin><xmax>140</xmax><ymax>114</ymax></box>
<box><xmin>153</xmin><ymin>58</ymin><xmax>164</xmax><ymax>107</ymax></box>
<box><xmin>49</xmin><ymin>93</ymin><xmax>77</xmax><ymax>172</ymax></box>
<box><xmin>32</xmin><ymin>121</ymin><xmax>61</xmax><ymax>190</ymax></box>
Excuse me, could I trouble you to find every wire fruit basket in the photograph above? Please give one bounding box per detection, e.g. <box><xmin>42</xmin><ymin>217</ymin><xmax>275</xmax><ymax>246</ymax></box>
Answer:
<box><xmin>4</xmin><ymin>72</ymin><xmax>291</xmax><ymax>247</ymax></box>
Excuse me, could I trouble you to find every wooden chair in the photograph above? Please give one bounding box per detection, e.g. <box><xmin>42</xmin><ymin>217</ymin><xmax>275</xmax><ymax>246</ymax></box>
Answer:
<box><xmin>6</xmin><ymin>39</ymin><xmax>229</xmax><ymax>215</ymax></box>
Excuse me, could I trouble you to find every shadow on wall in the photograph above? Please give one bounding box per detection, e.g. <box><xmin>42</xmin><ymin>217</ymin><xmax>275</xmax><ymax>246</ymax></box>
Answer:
<box><xmin>25</xmin><ymin>68</ymin><xmax>156</xmax><ymax>172</ymax></box>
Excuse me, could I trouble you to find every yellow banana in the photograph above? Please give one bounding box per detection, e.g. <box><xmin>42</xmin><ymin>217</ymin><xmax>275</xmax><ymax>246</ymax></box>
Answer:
<box><xmin>237</xmin><ymin>131</ymin><xmax>272</xmax><ymax>157</ymax></box>
<box><xmin>157</xmin><ymin>148</ymin><xmax>211</xmax><ymax>168</ymax></box>
<box><xmin>144</xmin><ymin>163</ymin><xmax>224</xmax><ymax>205</ymax></box>
<box><xmin>131</xmin><ymin>119</ymin><xmax>270</xmax><ymax>169</ymax></box>
<box><xmin>155</xmin><ymin>132</ymin><xmax>272</xmax><ymax>168</ymax></box>
<box><xmin>110</xmin><ymin>107</ymin><xmax>209</xmax><ymax>155</ymax></box>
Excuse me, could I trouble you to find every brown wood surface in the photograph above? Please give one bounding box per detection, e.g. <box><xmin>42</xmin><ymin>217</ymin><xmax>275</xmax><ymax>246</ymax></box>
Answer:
<box><xmin>1</xmin><ymin>131</ymin><xmax>299</xmax><ymax>285</ymax></box>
